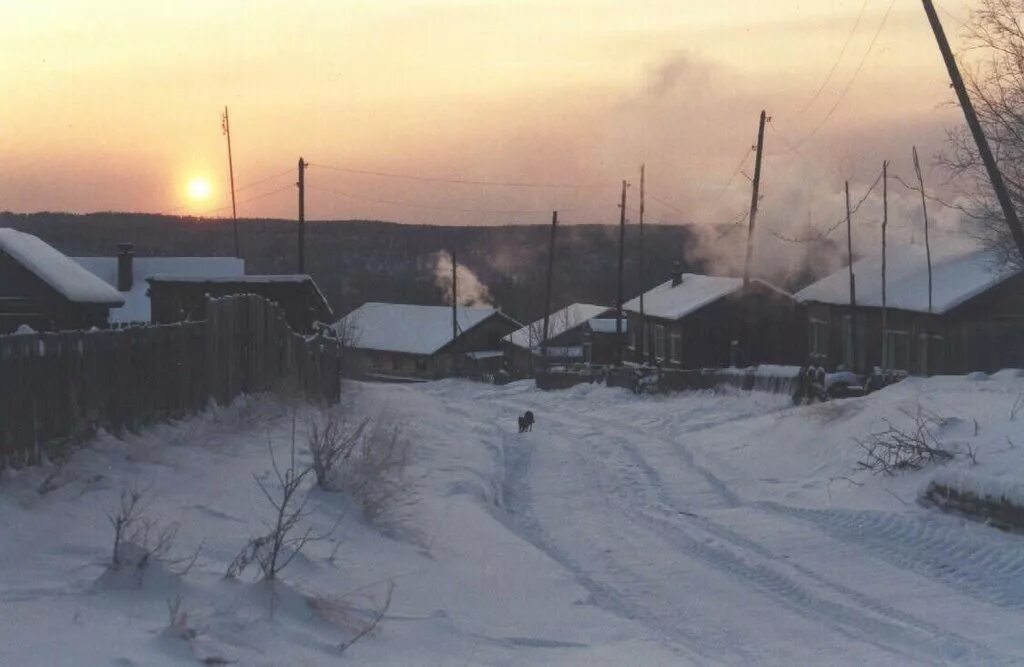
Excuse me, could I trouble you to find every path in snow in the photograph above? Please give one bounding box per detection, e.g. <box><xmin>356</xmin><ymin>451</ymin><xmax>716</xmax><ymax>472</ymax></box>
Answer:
<box><xmin>420</xmin><ymin>381</ymin><xmax>1024</xmax><ymax>665</ymax></box>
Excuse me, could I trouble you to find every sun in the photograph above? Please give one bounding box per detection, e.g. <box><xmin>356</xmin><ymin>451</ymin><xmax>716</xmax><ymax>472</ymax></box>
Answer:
<box><xmin>186</xmin><ymin>177</ymin><xmax>212</xmax><ymax>201</ymax></box>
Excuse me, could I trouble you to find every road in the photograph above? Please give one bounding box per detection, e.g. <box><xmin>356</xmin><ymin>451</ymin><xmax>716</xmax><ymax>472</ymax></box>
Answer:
<box><xmin>419</xmin><ymin>380</ymin><xmax>1024</xmax><ymax>665</ymax></box>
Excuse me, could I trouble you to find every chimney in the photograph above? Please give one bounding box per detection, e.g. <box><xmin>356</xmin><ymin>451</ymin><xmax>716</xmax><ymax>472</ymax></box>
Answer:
<box><xmin>117</xmin><ymin>243</ymin><xmax>134</xmax><ymax>292</ymax></box>
<box><xmin>670</xmin><ymin>261</ymin><xmax>683</xmax><ymax>287</ymax></box>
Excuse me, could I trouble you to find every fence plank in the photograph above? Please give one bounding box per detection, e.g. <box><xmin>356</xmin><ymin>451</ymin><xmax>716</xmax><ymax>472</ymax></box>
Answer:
<box><xmin>0</xmin><ymin>294</ymin><xmax>341</xmax><ymax>468</ymax></box>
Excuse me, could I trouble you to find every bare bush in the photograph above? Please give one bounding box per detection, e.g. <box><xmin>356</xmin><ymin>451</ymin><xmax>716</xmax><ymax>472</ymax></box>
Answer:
<box><xmin>339</xmin><ymin>580</ymin><xmax>394</xmax><ymax>653</ymax></box>
<box><xmin>336</xmin><ymin>415</ymin><xmax>411</xmax><ymax>523</ymax></box>
<box><xmin>166</xmin><ymin>593</ymin><xmax>198</xmax><ymax>641</ymax></box>
<box><xmin>228</xmin><ymin>432</ymin><xmax>316</xmax><ymax>581</ymax></box>
<box><xmin>107</xmin><ymin>484</ymin><xmax>199</xmax><ymax>577</ymax></box>
<box><xmin>1011</xmin><ymin>392</ymin><xmax>1024</xmax><ymax>421</ymax></box>
<box><xmin>856</xmin><ymin>407</ymin><xmax>955</xmax><ymax>475</ymax></box>
<box><xmin>38</xmin><ymin>439</ymin><xmax>78</xmax><ymax>495</ymax></box>
<box><xmin>307</xmin><ymin>411</ymin><xmax>369</xmax><ymax>489</ymax></box>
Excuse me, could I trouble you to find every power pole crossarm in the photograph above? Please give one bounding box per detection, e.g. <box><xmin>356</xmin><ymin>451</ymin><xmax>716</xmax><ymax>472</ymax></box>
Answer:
<box><xmin>921</xmin><ymin>0</ymin><xmax>1024</xmax><ymax>263</ymax></box>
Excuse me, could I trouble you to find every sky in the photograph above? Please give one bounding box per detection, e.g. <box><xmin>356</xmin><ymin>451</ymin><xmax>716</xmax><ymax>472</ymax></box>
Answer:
<box><xmin>0</xmin><ymin>0</ymin><xmax>979</xmax><ymax>243</ymax></box>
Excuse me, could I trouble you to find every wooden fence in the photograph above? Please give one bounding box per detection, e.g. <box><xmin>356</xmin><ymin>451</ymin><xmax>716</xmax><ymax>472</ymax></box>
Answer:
<box><xmin>0</xmin><ymin>294</ymin><xmax>342</xmax><ymax>468</ymax></box>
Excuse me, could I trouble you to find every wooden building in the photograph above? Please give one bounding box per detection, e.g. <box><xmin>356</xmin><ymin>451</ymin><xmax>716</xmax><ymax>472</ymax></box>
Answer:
<box><xmin>74</xmin><ymin>243</ymin><xmax>244</xmax><ymax>324</ymax></box>
<box><xmin>796</xmin><ymin>245</ymin><xmax>1024</xmax><ymax>375</ymax></box>
<box><xmin>0</xmin><ymin>228</ymin><xmax>124</xmax><ymax>333</ymax></box>
<box><xmin>336</xmin><ymin>302</ymin><xmax>521</xmax><ymax>381</ymax></box>
<box><xmin>502</xmin><ymin>303</ymin><xmax>612</xmax><ymax>376</ymax></box>
<box><xmin>623</xmin><ymin>264</ymin><xmax>800</xmax><ymax>368</ymax></box>
<box><xmin>582</xmin><ymin>317</ymin><xmax>628</xmax><ymax>366</ymax></box>
<box><xmin>147</xmin><ymin>275</ymin><xmax>333</xmax><ymax>334</ymax></box>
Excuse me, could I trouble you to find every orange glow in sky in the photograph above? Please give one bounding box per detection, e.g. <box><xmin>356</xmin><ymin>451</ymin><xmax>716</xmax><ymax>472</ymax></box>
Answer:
<box><xmin>0</xmin><ymin>0</ymin><xmax>977</xmax><ymax>226</ymax></box>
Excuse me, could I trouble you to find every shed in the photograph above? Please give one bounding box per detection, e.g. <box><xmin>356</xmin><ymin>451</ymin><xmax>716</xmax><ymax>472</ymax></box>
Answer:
<box><xmin>623</xmin><ymin>263</ymin><xmax>800</xmax><ymax>368</ymax></box>
<box><xmin>502</xmin><ymin>303</ymin><xmax>612</xmax><ymax>375</ymax></box>
<box><xmin>0</xmin><ymin>228</ymin><xmax>124</xmax><ymax>332</ymax></box>
<box><xmin>795</xmin><ymin>244</ymin><xmax>1024</xmax><ymax>374</ymax></box>
<box><xmin>74</xmin><ymin>243</ymin><xmax>244</xmax><ymax>324</ymax></box>
<box><xmin>336</xmin><ymin>302</ymin><xmax>521</xmax><ymax>380</ymax></box>
<box><xmin>147</xmin><ymin>275</ymin><xmax>333</xmax><ymax>334</ymax></box>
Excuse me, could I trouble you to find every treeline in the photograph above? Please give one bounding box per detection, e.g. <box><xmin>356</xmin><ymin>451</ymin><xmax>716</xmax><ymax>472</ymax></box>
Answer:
<box><xmin>3</xmin><ymin>211</ymin><xmax>742</xmax><ymax>323</ymax></box>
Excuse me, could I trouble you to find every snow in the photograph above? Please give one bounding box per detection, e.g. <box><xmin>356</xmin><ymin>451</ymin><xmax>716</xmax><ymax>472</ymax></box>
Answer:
<box><xmin>587</xmin><ymin>317</ymin><xmax>627</xmax><ymax>334</ymax></box>
<box><xmin>624</xmin><ymin>275</ymin><xmax>788</xmax><ymax>320</ymax></box>
<box><xmin>74</xmin><ymin>256</ymin><xmax>244</xmax><ymax>323</ymax></box>
<box><xmin>0</xmin><ymin>228</ymin><xmax>124</xmax><ymax>305</ymax></box>
<box><xmin>5</xmin><ymin>373</ymin><xmax>1024</xmax><ymax>663</ymax></box>
<box><xmin>336</xmin><ymin>302</ymin><xmax>511</xmax><ymax>355</ymax></box>
<box><xmin>504</xmin><ymin>303</ymin><xmax>609</xmax><ymax>350</ymax></box>
<box><xmin>795</xmin><ymin>244</ymin><xmax>1017</xmax><ymax>314</ymax></box>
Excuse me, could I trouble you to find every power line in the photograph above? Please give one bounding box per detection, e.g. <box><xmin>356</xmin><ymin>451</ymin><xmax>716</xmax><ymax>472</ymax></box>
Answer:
<box><xmin>305</xmin><ymin>183</ymin><xmax>610</xmax><ymax>215</ymax></box>
<box><xmin>795</xmin><ymin>0</ymin><xmax>870</xmax><ymax>116</ymax></box>
<box><xmin>307</xmin><ymin>162</ymin><xmax>618</xmax><ymax>189</ymax></box>
<box><xmin>184</xmin><ymin>183</ymin><xmax>295</xmax><ymax>218</ymax></box>
<box><xmin>770</xmin><ymin>168</ymin><xmax>885</xmax><ymax>243</ymax></box>
<box><xmin>782</xmin><ymin>0</ymin><xmax>897</xmax><ymax>153</ymax></box>
<box><xmin>159</xmin><ymin>167</ymin><xmax>294</xmax><ymax>215</ymax></box>
<box><xmin>889</xmin><ymin>171</ymin><xmax>980</xmax><ymax>218</ymax></box>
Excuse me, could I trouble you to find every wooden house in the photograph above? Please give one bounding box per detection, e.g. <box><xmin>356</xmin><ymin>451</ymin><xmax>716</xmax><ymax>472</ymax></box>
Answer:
<box><xmin>623</xmin><ymin>264</ymin><xmax>800</xmax><ymax>368</ymax></box>
<box><xmin>336</xmin><ymin>302</ymin><xmax>521</xmax><ymax>380</ymax></box>
<box><xmin>502</xmin><ymin>303</ymin><xmax>612</xmax><ymax>375</ymax></box>
<box><xmin>147</xmin><ymin>275</ymin><xmax>333</xmax><ymax>334</ymax></box>
<box><xmin>0</xmin><ymin>228</ymin><xmax>124</xmax><ymax>333</ymax></box>
<box><xmin>582</xmin><ymin>316</ymin><xmax>628</xmax><ymax>365</ymax></box>
<box><xmin>795</xmin><ymin>245</ymin><xmax>1024</xmax><ymax>375</ymax></box>
<box><xmin>74</xmin><ymin>243</ymin><xmax>244</xmax><ymax>324</ymax></box>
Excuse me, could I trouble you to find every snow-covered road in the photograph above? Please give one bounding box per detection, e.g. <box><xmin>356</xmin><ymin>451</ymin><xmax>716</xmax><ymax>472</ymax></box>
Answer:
<box><xmin>415</xmin><ymin>378</ymin><xmax>1024</xmax><ymax>664</ymax></box>
<box><xmin>4</xmin><ymin>376</ymin><xmax>1024</xmax><ymax>665</ymax></box>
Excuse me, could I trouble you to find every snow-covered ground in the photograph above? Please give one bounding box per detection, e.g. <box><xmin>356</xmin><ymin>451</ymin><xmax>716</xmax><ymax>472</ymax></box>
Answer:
<box><xmin>2</xmin><ymin>374</ymin><xmax>1024</xmax><ymax>665</ymax></box>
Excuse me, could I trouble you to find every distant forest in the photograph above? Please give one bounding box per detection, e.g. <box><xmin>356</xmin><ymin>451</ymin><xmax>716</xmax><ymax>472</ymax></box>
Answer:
<box><xmin>0</xmin><ymin>211</ymin><xmax>825</xmax><ymax>324</ymax></box>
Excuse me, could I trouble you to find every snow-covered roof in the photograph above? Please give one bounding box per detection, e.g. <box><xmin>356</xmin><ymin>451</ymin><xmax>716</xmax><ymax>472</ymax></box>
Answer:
<box><xmin>74</xmin><ymin>256</ymin><xmax>244</xmax><ymax>323</ymax></box>
<box><xmin>587</xmin><ymin>318</ymin><xmax>628</xmax><ymax>334</ymax></box>
<box><xmin>623</xmin><ymin>274</ymin><xmax>781</xmax><ymax>320</ymax></box>
<box><xmin>0</xmin><ymin>229</ymin><xmax>124</xmax><ymax>305</ymax></box>
<box><xmin>794</xmin><ymin>245</ymin><xmax>1018</xmax><ymax>314</ymax></box>
<box><xmin>503</xmin><ymin>303</ymin><xmax>609</xmax><ymax>351</ymax></box>
<box><xmin>146</xmin><ymin>274</ymin><xmax>306</xmax><ymax>284</ymax></box>
<box><xmin>336</xmin><ymin>302</ymin><xmax>512</xmax><ymax>355</ymax></box>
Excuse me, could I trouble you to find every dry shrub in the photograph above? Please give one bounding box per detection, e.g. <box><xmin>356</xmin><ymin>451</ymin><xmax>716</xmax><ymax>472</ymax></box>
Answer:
<box><xmin>856</xmin><ymin>406</ymin><xmax>955</xmax><ymax>475</ymax></box>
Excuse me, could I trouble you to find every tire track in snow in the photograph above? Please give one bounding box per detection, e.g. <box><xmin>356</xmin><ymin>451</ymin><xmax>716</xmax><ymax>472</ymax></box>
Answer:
<box><xmin>760</xmin><ymin>502</ymin><xmax>1024</xmax><ymax>611</ymax></box>
<box><xmin>498</xmin><ymin>429</ymin><xmax>714</xmax><ymax>663</ymax></box>
<box><xmin>497</xmin><ymin>395</ymin><xmax>1003</xmax><ymax>663</ymax></box>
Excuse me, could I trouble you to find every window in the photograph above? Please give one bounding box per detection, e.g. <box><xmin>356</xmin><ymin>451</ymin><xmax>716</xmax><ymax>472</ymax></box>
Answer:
<box><xmin>841</xmin><ymin>315</ymin><xmax>867</xmax><ymax>369</ymax></box>
<box><xmin>884</xmin><ymin>330</ymin><xmax>910</xmax><ymax>370</ymax></box>
<box><xmin>808</xmin><ymin>319</ymin><xmax>828</xmax><ymax>359</ymax></box>
<box><xmin>669</xmin><ymin>330</ymin><xmax>682</xmax><ymax>363</ymax></box>
<box><xmin>653</xmin><ymin>324</ymin><xmax>666</xmax><ymax>360</ymax></box>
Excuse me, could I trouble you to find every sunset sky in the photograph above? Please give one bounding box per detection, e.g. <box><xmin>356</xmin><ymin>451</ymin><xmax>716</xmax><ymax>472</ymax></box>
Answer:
<box><xmin>0</xmin><ymin>0</ymin><xmax>978</xmax><ymax>237</ymax></box>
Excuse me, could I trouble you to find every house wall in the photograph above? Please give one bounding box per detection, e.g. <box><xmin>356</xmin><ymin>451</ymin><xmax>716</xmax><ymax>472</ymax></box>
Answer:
<box><xmin>804</xmin><ymin>273</ymin><xmax>1024</xmax><ymax>375</ymax></box>
<box><xmin>626</xmin><ymin>283</ymin><xmax>801</xmax><ymax>368</ymax></box>
<box><xmin>150</xmin><ymin>281</ymin><xmax>331</xmax><ymax>333</ymax></box>
<box><xmin>0</xmin><ymin>253</ymin><xmax>111</xmax><ymax>333</ymax></box>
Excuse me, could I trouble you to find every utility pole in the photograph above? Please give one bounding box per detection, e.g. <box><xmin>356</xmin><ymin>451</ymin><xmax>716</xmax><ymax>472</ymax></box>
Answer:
<box><xmin>297</xmin><ymin>157</ymin><xmax>306</xmax><ymax>274</ymax></box>
<box><xmin>743</xmin><ymin>110</ymin><xmax>767</xmax><ymax>290</ymax></box>
<box><xmin>616</xmin><ymin>179</ymin><xmax>628</xmax><ymax>367</ymax></box>
<box><xmin>881</xmin><ymin>160</ymin><xmax>889</xmax><ymax>368</ymax></box>
<box><xmin>451</xmin><ymin>249</ymin><xmax>458</xmax><ymax>341</ymax></box>
<box><xmin>222</xmin><ymin>106</ymin><xmax>239</xmax><ymax>258</ymax></box>
<box><xmin>541</xmin><ymin>211</ymin><xmax>558</xmax><ymax>363</ymax></box>
<box><xmin>922</xmin><ymin>0</ymin><xmax>1024</xmax><ymax>264</ymax></box>
<box><xmin>638</xmin><ymin>164</ymin><xmax>647</xmax><ymax>363</ymax></box>
<box><xmin>845</xmin><ymin>181</ymin><xmax>858</xmax><ymax>372</ymax></box>
<box><xmin>913</xmin><ymin>146</ymin><xmax>934</xmax><ymax>313</ymax></box>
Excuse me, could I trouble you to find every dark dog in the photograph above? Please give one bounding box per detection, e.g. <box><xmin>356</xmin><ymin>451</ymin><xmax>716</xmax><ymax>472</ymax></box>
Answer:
<box><xmin>518</xmin><ymin>410</ymin><xmax>535</xmax><ymax>433</ymax></box>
